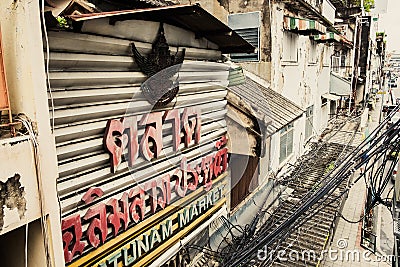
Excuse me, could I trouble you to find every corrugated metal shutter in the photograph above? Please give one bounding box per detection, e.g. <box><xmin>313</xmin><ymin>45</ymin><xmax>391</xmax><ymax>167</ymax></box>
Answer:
<box><xmin>46</xmin><ymin>28</ymin><xmax>229</xmax><ymax>261</ymax></box>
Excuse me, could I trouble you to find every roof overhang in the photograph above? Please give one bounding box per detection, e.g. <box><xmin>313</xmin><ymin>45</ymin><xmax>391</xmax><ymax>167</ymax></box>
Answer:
<box><xmin>68</xmin><ymin>4</ymin><xmax>255</xmax><ymax>54</ymax></box>
<box><xmin>322</xmin><ymin>93</ymin><xmax>341</xmax><ymax>101</ymax></box>
<box><xmin>283</xmin><ymin>16</ymin><xmax>326</xmax><ymax>35</ymax></box>
<box><xmin>313</xmin><ymin>32</ymin><xmax>353</xmax><ymax>47</ymax></box>
<box><xmin>227</xmin><ymin>72</ymin><xmax>304</xmax><ymax>136</ymax></box>
<box><xmin>45</xmin><ymin>0</ymin><xmax>73</xmax><ymax>16</ymax></box>
<box><xmin>276</xmin><ymin>0</ymin><xmax>338</xmax><ymax>32</ymax></box>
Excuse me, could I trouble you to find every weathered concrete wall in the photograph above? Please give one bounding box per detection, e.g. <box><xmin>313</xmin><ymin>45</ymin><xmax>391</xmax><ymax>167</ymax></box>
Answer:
<box><xmin>259</xmin><ymin>136</ymin><xmax>271</xmax><ymax>184</ymax></box>
<box><xmin>0</xmin><ymin>137</ymin><xmax>40</xmax><ymax>235</ymax></box>
<box><xmin>269</xmin><ymin>2</ymin><xmax>332</xmax><ymax>165</ymax></box>
<box><xmin>0</xmin><ymin>1</ymin><xmax>63</xmax><ymax>266</ymax></box>
<box><xmin>227</xmin><ymin>0</ymin><xmax>272</xmax><ymax>81</ymax></box>
<box><xmin>190</xmin><ymin>0</ymin><xmax>272</xmax><ymax>81</ymax></box>
<box><xmin>269</xmin><ymin>117</ymin><xmax>305</xmax><ymax>172</ymax></box>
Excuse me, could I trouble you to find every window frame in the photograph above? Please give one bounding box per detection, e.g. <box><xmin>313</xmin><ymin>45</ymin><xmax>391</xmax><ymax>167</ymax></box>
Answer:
<box><xmin>282</xmin><ymin>31</ymin><xmax>299</xmax><ymax>64</ymax></box>
<box><xmin>228</xmin><ymin>12</ymin><xmax>261</xmax><ymax>62</ymax></box>
<box><xmin>322</xmin><ymin>45</ymin><xmax>331</xmax><ymax>67</ymax></box>
<box><xmin>308</xmin><ymin>40</ymin><xmax>318</xmax><ymax>65</ymax></box>
<box><xmin>305</xmin><ymin>105</ymin><xmax>314</xmax><ymax>140</ymax></box>
<box><xmin>279</xmin><ymin>122</ymin><xmax>294</xmax><ymax>164</ymax></box>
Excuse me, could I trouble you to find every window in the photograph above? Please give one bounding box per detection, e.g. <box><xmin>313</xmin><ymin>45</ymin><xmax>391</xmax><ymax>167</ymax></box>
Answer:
<box><xmin>282</xmin><ymin>31</ymin><xmax>298</xmax><ymax>63</ymax></box>
<box><xmin>279</xmin><ymin>123</ymin><xmax>294</xmax><ymax>163</ymax></box>
<box><xmin>309</xmin><ymin>40</ymin><xmax>318</xmax><ymax>64</ymax></box>
<box><xmin>305</xmin><ymin>105</ymin><xmax>314</xmax><ymax>140</ymax></box>
<box><xmin>228</xmin><ymin>12</ymin><xmax>260</xmax><ymax>62</ymax></box>
<box><xmin>331</xmin><ymin>56</ymin><xmax>340</xmax><ymax>73</ymax></box>
<box><xmin>322</xmin><ymin>45</ymin><xmax>330</xmax><ymax>67</ymax></box>
<box><xmin>340</xmin><ymin>54</ymin><xmax>346</xmax><ymax>67</ymax></box>
<box><xmin>321</xmin><ymin>97</ymin><xmax>327</xmax><ymax>106</ymax></box>
<box><xmin>230</xmin><ymin>154</ymin><xmax>259</xmax><ymax>210</ymax></box>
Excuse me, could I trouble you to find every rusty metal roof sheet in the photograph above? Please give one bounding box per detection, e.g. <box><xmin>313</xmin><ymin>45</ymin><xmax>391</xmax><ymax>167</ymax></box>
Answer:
<box><xmin>68</xmin><ymin>4</ymin><xmax>255</xmax><ymax>53</ymax></box>
<box><xmin>228</xmin><ymin>71</ymin><xmax>304</xmax><ymax>135</ymax></box>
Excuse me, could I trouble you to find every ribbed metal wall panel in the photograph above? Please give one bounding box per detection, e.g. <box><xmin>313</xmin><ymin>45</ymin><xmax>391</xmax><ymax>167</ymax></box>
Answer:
<box><xmin>47</xmin><ymin>28</ymin><xmax>229</xmax><ymax>263</ymax></box>
<box><xmin>46</xmin><ymin>31</ymin><xmax>221</xmax><ymax>61</ymax></box>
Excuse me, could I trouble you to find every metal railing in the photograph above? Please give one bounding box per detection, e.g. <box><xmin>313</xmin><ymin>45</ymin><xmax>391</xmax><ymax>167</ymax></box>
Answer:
<box><xmin>361</xmin><ymin>228</ymin><xmax>377</xmax><ymax>253</ymax></box>
<box><xmin>331</xmin><ymin>66</ymin><xmax>353</xmax><ymax>79</ymax></box>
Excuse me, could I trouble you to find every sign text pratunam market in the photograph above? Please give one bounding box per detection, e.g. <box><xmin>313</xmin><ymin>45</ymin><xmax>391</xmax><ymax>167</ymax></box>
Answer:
<box><xmin>97</xmin><ymin>184</ymin><xmax>225</xmax><ymax>267</ymax></box>
<box><xmin>61</xmin><ymin>107</ymin><xmax>228</xmax><ymax>264</ymax></box>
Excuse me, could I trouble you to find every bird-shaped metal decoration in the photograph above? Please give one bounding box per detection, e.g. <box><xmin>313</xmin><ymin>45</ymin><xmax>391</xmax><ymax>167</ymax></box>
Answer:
<box><xmin>131</xmin><ymin>23</ymin><xmax>186</xmax><ymax>107</ymax></box>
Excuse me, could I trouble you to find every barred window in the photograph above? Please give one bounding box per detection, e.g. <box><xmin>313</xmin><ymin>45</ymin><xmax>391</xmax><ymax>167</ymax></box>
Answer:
<box><xmin>305</xmin><ymin>105</ymin><xmax>314</xmax><ymax>140</ymax></box>
<box><xmin>280</xmin><ymin>123</ymin><xmax>294</xmax><ymax>163</ymax></box>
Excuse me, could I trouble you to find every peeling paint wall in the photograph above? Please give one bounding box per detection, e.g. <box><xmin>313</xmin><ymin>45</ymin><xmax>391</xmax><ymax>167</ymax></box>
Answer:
<box><xmin>227</xmin><ymin>0</ymin><xmax>272</xmax><ymax>81</ymax></box>
<box><xmin>266</xmin><ymin>1</ymin><xmax>335</xmax><ymax>173</ymax></box>
<box><xmin>192</xmin><ymin>0</ymin><xmax>272</xmax><ymax>81</ymax></box>
<box><xmin>0</xmin><ymin>1</ymin><xmax>63</xmax><ymax>266</ymax></box>
<box><xmin>0</xmin><ymin>173</ymin><xmax>27</xmax><ymax>232</ymax></box>
<box><xmin>0</xmin><ymin>137</ymin><xmax>40</xmax><ymax>235</ymax></box>
<box><xmin>270</xmin><ymin>2</ymin><xmax>332</xmax><ymax>138</ymax></box>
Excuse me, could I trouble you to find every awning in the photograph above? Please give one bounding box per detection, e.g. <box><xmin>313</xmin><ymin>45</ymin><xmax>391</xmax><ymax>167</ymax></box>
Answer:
<box><xmin>330</xmin><ymin>72</ymin><xmax>352</xmax><ymax>96</ymax></box>
<box><xmin>283</xmin><ymin>16</ymin><xmax>326</xmax><ymax>35</ymax></box>
<box><xmin>322</xmin><ymin>93</ymin><xmax>341</xmax><ymax>101</ymax></box>
<box><xmin>313</xmin><ymin>32</ymin><xmax>353</xmax><ymax>47</ymax></box>
<box><xmin>228</xmin><ymin>70</ymin><xmax>304</xmax><ymax>135</ymax></box>
<box><xmin>68</xmin><ymin>4</ymin><xmax>255</xmax><ymax>53</ymax></box>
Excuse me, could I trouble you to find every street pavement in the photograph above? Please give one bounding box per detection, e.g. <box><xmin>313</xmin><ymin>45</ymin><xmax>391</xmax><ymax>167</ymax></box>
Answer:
<box><xmin>322</xmin><ymin>92</ymin><xmax>394</xmax><ymax>267</ymax></box>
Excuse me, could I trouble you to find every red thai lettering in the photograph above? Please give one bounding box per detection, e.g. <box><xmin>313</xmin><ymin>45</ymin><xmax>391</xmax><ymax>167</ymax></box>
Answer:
<box><xmin>174</xmin><ymin>157</ymin><xmax>199</xmax><ymax>197</ymax></box>
<box><xmin>182</xmin><ymin>107</ymin><xmax>201</xmax><ymax>147</ymax></box>
<box><xmin>84</xmin><ymin>203</ymin><xmax>107</xmax><ymax>248</ymax></box>
<box><xmin>104</xmin><ymin>119</ymin><xmax>124</xmax><ymax>173</ymax></box>
<box><xmin>139</xmin><ymin>112</ymin><xmax>163</xmax><ymax>160</ymax></box>
<box><xmin>81</xmin><ymin>187</ymin><xmax>104</xmax><ymax>204</ymax></box>
<box><xmin>213</xmin><ymin>148</ymin><xmax>228</xmax><ymax>178</ymax></box>
<box><xmin>128</xmin><ymin>187</ymin><xmax>146</xmax><ymax>223</ymax></box>
<box><xmin>215</xmin><ymin>135</ymin><xmax>228</xmax><ymax>149</ymax></box>
<box><xmin>61</xmin><ymin>214</ymin><xmax>85</xmax><ymax>263</ymax></box>
<box><xmin>163</xmin><ymin>109</ymin><xmax>181</xmax><ymax>151</ymax></box>
<box><xmin>104</xmin><ymin>117</ymin><xmax>139</xmax><ymax>173</ymax></box>
<box><xmin>201</xmin><ymin>155</ymin><xmax>214</xmax><ymax>191</ymax></box>
<box><xmin>147</xmin><ymin>174</ymin><xmax>171</xmax><ymax>213</ymax></box>
<box><xmin>123</xmin><ymin>116</ymin><xmax>139</xmax><ymax>168</ymax></box>
<box><xmin>107</xmin><ymin>192</ymin><xmax>129</xmax><ymax>237</ymax></box>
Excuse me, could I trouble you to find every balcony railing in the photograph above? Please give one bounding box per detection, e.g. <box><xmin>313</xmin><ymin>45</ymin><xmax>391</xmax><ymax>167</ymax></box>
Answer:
<box><xmin>277</xmin><ymin>0</ymin><xmax>336</xmax><ymax>27</ymax></box>
<box><xmin>330</xmin><ymin>71</ymin><xmax>351</xmax><ymax>96</ymax></box>
<box><xmin>331</xmin><ymin>65</ymin><xmax>352</xmax><ymax>79</ymax></box>
<box><xmin>322</xmin><ymin>0</ymin><xmax>336</xmax><ymax>24</ymax></box>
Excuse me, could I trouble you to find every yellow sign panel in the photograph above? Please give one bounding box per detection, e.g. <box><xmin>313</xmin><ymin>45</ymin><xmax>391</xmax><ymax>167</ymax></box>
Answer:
<box><xmin>70</xmin><ymin>175</ymin><xmax>227</xmax><ymax>267</ymax></box>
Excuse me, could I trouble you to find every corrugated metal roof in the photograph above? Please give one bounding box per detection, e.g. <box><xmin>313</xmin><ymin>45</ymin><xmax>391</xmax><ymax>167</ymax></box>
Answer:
<box><xmin>228</xmin><ymin>71</ymin><xmax>304</xmax><ymax>135</ymax></box>
<box><xmin>68</xmin><ymin>4</ymin><xmax>255</xmax><ymax>53</ymax></box>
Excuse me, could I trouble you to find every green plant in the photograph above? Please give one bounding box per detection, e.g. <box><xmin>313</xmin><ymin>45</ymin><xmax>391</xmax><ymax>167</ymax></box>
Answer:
<box><xmin>350</xmin><ymin>0</ymin><xmax>375</xmax><ymax>12</ymax></box>
<box><xmin>324</xmin><ymin>161</ymin><xmax>335</xmax><ymax>174</ymax></box>
<box><xmin>56</xmin><ymin>16</ymin><xmax>69</xmax><ymax>28</ymax></box>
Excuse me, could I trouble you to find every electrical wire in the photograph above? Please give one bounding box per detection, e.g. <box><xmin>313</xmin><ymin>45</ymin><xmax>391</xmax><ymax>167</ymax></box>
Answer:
<box><xmin>15</xmin><ymin>114</ymin><xmax>52</xmax><ymax>267</ymax></box>
<box><xmin>25</xmin><ymin>223</ymin><xmax>28</xmax><ymax>267</ymax></box>
<box><xmin>222</xmin><ymin>105</ymin><xmax>400</xmax><ymax>266</ymax></box>
<box><xmin>176</xmin><ymin>103</ymin><xmax>399</xmax><ymax>267</ymax></box>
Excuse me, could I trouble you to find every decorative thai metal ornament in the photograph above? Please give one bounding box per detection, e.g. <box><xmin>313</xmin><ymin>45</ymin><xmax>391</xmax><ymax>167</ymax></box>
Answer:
<box><xmin>131</xmin><ymin>23</ymin><xmax>185</xmax><ymax>107</ymax></box>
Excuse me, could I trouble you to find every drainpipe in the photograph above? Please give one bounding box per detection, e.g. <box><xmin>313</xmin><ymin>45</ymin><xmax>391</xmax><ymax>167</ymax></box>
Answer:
<box><xmin>349</xmin><ymin>18</ymin><xmax>359</xmax><ymax>114</ymax></box>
